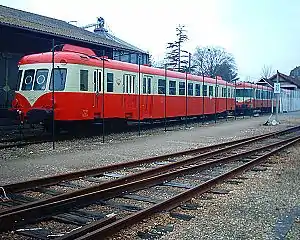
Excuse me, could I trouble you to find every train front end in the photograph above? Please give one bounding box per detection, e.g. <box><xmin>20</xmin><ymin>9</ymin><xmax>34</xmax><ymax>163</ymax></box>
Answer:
<box><xmin>235</xmin><ymin>87</ymin><xmax>254</xmax><ymax>115</ymax></box>
<box><xmin>11</xmin><ymin>53</ymin><xmax>67</xmax><ymax>127</ymax></box>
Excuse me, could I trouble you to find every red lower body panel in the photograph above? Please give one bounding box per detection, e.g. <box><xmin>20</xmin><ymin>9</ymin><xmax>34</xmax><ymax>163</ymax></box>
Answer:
<box><xmin>13</xmin><ymin>92</ymin><xmax>236</xmax><ymax>122</ymax></box>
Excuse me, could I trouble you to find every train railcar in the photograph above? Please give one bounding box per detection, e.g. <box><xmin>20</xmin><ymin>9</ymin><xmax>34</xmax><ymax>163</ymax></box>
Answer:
<box><xmin>235</xmin><ymin>82</ymin><xmax>275</xmax><ymax>115</ymax></box>
<box><xmin>11</xmin><ymin>44</ymin><xmax>236</xmax><ymax>129</ymax></box>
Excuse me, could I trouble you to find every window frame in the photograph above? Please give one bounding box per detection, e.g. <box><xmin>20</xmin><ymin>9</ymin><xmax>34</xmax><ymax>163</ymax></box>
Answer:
<box><xmin>188</xmin><ymin>82</ymin><xmax>193</xmax><ymax>96</ymax></box>
<box><xmin>179</xmin><ymin>82</ymin><xmax>185</xmax><ymax>95</ymax></box>
<box><xmin>158</xmin><ymin>79</ymin><xmax>166</xmax><ymax>94</ymax></box>
<box><xmin>169</xmin><ymin>80</ymin><xmax>176</xmax><ymax>95</ymax></box>
<box><xmin>195</xmin><ymin>83</ymin><xmax>200</xmax><ymax>96</ymax></box>
<box><xmin>107</xmin><ymin>72</ymin><xmax>114</xmax><ymax>92</ymax></box>
<box><xmin>21</xmin><ymin>69</ymin><xmax>35</xmax><ymax>91</ymax></box>
<box><xmin>80</xmin><ymin>69</ymin><xmax>89</xmax><ymax>91</ymax></box>
<box><xmin>209</xmin><ymin>85</ymin><xmax>214</xmax><ymax>97</ymax></box>
<box><xmin>203</xmin><ymin>85</ymin><xmax>208</xmax><ymax>96</ymax></box>
<box><xmin>49</xmin><ymin>68</ymin><xmax>67</xmax><ymax>91</ymax></box>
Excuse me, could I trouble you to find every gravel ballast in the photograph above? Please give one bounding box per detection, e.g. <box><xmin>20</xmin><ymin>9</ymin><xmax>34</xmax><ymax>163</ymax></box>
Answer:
<box><xmin>1</xmin><ymin>113</ymin><xmax>300</xmax><ymax>239</ymax></box>
<box><xmin>1</xmin><ymin>114</ymin><xmax>299</xmax><ymax>185</ymax></box>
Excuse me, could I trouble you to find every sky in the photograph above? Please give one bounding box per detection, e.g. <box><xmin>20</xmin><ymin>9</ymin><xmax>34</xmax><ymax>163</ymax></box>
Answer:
<box><xmin>1</xmin><ymin>0</ymin><xmax>300</xmax><ymax>81</ymax></box>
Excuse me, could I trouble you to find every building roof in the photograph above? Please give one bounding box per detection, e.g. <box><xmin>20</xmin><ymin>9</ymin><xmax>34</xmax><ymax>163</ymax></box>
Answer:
<box><xmin>0</xmin><ymin>5</ymin><xmax>146</xmax><ymax>53</ymax></box>
<box><xmin>258</xmin><ymin>72</ymin><xmax>300</xmax><ymax>89</ymax></box>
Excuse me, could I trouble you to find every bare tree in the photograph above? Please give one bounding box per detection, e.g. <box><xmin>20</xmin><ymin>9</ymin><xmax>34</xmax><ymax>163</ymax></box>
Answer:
<box><xmin>261</xmin><ymin>65</ymin><xmax>275</xmax><ymax>79</ymax></box>
<box><xmin>165</xmin><ymin>25</ymin><xmax>188</xmax><ymax>72</ymax></box>
<box><xmin>192</xmin><ymin>46</ymin><xmax>238</xmax><ymax>82</ymax></box>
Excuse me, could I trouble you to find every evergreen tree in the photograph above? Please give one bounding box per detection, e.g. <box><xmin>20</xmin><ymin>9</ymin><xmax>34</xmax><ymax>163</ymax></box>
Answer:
<box><xmin>165</xmin><ymin>25</ymin><xmax>188</xmax><ymax>72</ymax></box>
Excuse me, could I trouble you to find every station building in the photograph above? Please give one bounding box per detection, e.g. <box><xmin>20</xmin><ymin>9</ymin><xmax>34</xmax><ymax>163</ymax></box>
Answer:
<box><xmin>257</xmin><ymin>72</ymin><xmax>300</xmax><ymax>112</ymax></box>
<box><xmin>0</xmin><ymin>5</ymin><xmax>149</xmax><ymax>114</ymax></box>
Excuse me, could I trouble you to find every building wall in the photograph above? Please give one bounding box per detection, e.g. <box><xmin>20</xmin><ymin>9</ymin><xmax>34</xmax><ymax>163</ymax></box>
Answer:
<box><xmin>0</xmin><ymin>52</ymin><xmax>23</xmax><ymax>109</ymax></box>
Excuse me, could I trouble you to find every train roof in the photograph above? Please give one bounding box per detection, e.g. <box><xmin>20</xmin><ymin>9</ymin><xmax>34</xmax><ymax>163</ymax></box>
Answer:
<box><xmin>19</xmin><ymin>49</ymin><xmax>234</xmax><ymax>86</ymax></box>
<box><xmin>236</xmin><ymin>82</ymin><xmax>273</xmax><ymax>91</ymax></box>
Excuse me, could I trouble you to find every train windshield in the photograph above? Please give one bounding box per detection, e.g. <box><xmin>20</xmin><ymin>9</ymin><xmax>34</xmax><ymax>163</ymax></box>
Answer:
<box><xmin>33</xmin><ymin>69</ymin><xmax>49</xmax><ymax>90</ymax></box>
<box><xmin>49</xmin><ymin>68</ymin><xmax>67</xmax><ymax>91</ymax></box>
<box><xmin>21</xmin><ymin>69</ymin><xmax>49</xmax><ymax>91</ymax></box>
<box><xmin>236</xmin><ymin>89</ymin><xmax>253</xmax><ymax>97</ymax></box>
<box><xmin>21</xmin><ymin>69</ymin><xmax>35</xmax><ymax>90</ymax></box>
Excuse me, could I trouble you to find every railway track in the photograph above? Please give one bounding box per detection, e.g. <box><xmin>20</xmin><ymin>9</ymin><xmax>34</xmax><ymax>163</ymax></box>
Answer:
<box><xmin>0</xmin><ymin>114</ymin><xmax>248</xmax><ymax>150</ymax></box>
<box><xmin>1</xmin><ymin>126</ymin><xmax>299</xmax><ymax>239</ymax></box>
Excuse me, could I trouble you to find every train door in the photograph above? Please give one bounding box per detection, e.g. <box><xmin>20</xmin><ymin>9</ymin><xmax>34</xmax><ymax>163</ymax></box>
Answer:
<box><xmin>93</xmin><ymin>69</ymin><xmax>102</xmax><ymax>118</ymax></box>
<box><xmin>123</xmin><ymin>74</ymin><xmax>136</xmax><ymax>118</ymax></box>
<box><xmin>142</xmin><ymin>76</ymin><xmax>153</xmax><ymax>118</ymax></box>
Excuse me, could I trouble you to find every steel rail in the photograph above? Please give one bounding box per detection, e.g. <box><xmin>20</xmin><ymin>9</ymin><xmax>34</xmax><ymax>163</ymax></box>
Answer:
<box><xmin>0</xmin><ymin>134</ymin><xmax>299</xmax><ymax>233</ymax></box>
<box><xmin>0</xmin><ymin>127</ymin><xmax>293</xmax><ymax>216</ymax></box>
<box><xmin>3</xmin><ymin>127</ymin><xmax>290</xmax><ymax>193</ymax></box>
<box><xmin>76</xmin><ymin>136</ymin><xmax>300</xmax><ymax>240</ymax></box>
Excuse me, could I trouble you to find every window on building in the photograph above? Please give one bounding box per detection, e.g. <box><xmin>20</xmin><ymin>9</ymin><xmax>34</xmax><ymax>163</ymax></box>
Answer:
<box><xmin>107</xmin><ymin>73</ymin><xmax>114</xmax><ymax>92</ymax></box>
<box><xmin>21</xmin><ymin>69</ymin><xmax>35</xmax><ymax>90</ymax></box>
<box><xmin>80</xmin><ymin>70</ymin><xmax>88</xmax><ymax>91</ymax></box>
<box><xmin>195</xmin><ymin>84</ymin><xmax>200</xmax><ymax>96</ymax></box>
<box><xmin>33</xmin><ymin>69</ymin><xmax>49</xmax><ymax>91</ymax></box>
<box><xmin>169</xmin><ymin>80</ymin><xmax>176</xmax><ymax>95</ymax></box>
<box><xmin>179</xmin><ymin>82</ymin><xmax>185</xmax><ymax>95</ymax></box>
<box><xmin>49</xmin><ymin>68</ymin><xmax>67</xmax><ymax>91</ymax></box>
<box><xmin>209</xmin><ymin>85</ymin><xmax>214</xmax><ymax>96</ymax></box>
<box><xmin>158</xmin><ymin>79</ymin><xmax>166</xmax><ymax>94</ymax></box>
<box><xmin>188</xmin><ymin>83</ymin><xmax>193</xmax><ymax>96</ymax></box>
<box><xmin>203</xmin><ymin>85</ymin><xmax>208</xmax><ymax>96</ymax></box>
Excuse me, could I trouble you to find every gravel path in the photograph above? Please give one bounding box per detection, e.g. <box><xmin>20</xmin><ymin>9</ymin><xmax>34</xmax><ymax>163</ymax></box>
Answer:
<box><xmin>1</xmin><ymin>113</ymin><xmax>300</xmax><ymax>185</ymax></box>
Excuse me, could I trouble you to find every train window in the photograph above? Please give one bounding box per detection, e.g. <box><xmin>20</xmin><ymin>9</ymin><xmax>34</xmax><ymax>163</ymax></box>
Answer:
<box><xmin>158</xmin><ymin>79</ymin><xmax>166</xmax><ymax>94</ymax></box>
<box><xmin>179</xmin><ymin>82</ymin><xmax>185</xmax><ymax>95</ymax></box>
<box><xmin>222</xmin><ymin>87</ymin><xmax>226</xmax><ymax>97</ymax></box>
<box><xmin>21</xmin><ymin>69</ymin><xmax>35</xmax><ymax>91</ymax></box>
<box><xmin>195</xmin><ymin>84</ymin><xmax>200</xmax><ymax>96</ymax></box>
<box><xmin>94</xmin><ymin>72</ymin><xmax>97</xmax><ymax>92</ymax></box>
<box><xmin>215</xmin><ymin>86</ymin><xmax>218</xmax><ymax>97</ymax></box>
<box><xmin>147</xmin><ymin>77</ymin><xmax>151</xmax><ymax>94</ymax></box>
<box><xmin>126</xmin><ymin>75</ymin><xmax>129</xmax><ymax>93</ymax></box>
<box><xmin>209</xmin><ymin>86</ymin><xmax>214</xmax><ymax>97</ymax></box>
<box><xmin>33</xmin><ymin>69</ymin><xmax>48</xmax><ymax>91</ymax></box>
<box><xmin>188</xmin><ymin>83</ymin><xmax>193</xmax><ymax>96</ymax></box>
<box><xmin>132</xmin><ymin>76</ymin><xmax>135</xmax><ymax>93</ymax></box>
<box><xmin>94</xmin><ymin>71</ymin><xmax>102</xmax><ymax>92</ymax></box>
<box><xmin>49</xmin><ymin>68</ymin><xmax>67</xmax><ymax>91</ymax></box>
<box><xmin>143</xmin><ymin>77</ymin><xmax>147</xmax><ymax>94</ymax></box>
<box><xmin>227</xmin><ymin>88</ymin><xmax>231</xmax><ymax>98</ymax></box>
<box><xmin>169</xmin><ymin>80</ymin><xmax>176</xmax><ymax>95</ymax></box>
<box><xmin>203</xmin><ymin>85</ymin><xmax>208</xmax><ymax>96</ymax></box>
<box><xmin>107</xmin><ymin>73</ymin><xmax>114</xmax><ymax>92</ymax></box>
<box><xmin>123</xmin><ymin>74</ymin><xmax>135</xmax><ymax>93</ymax></box>
<box><xmin>17</xmin><ymin>70</ymin><xmax>23</xmax><ymax>91</ymax></box>
<box><xmin>256</xmin><ymin>90</ymin><xmax>261</xmax><ymax>99</ymax></box>
<box><xmin>80</xmin><ymin>70</ymin><xmax>88</xmax><ymax>91</ymax></box>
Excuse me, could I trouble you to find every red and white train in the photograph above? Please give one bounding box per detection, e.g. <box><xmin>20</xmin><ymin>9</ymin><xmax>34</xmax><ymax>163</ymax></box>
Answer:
<box><xmin>235</xmin><ymin>82</ymin><xmax>275</xmax><ymax>115</ymax></box>
<box><xmin>11</xmin><ymin>44</ymin><xmax>273</xmax><ymax>128</ymax></box>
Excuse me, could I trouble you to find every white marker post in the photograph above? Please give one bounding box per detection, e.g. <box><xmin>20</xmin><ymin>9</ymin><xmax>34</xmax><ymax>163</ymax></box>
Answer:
<box><xmin>274</xmin><ymin>71</ymin><xmax>281</xmax><ymax>123</ymax></box>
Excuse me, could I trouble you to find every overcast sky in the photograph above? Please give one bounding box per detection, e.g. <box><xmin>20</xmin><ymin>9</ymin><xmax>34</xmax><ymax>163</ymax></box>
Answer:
<box><xmin>1</xmin><ymin>0</ymin><xmax>300</xmax><ymax>81</ymax></box>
